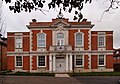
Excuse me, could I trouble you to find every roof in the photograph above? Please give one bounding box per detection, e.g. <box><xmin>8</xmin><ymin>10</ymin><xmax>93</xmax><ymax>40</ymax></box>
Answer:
<box><xmin>26</xmin><ymin>18</ymin><xmax>94</xmax><ymax>29</ymax></box>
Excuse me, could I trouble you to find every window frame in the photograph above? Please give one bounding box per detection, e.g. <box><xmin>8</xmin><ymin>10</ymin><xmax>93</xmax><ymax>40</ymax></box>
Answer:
<box><xmin>37</xmin><ymin>33</ymin><xmax>46</xmax><ymax>47</ymax></box>
<box><xmin>75</xmin><ymin>55</ymin><xmax>84</xmax><ymax>67</ymax></box>
<box><xmin>75</xmin><ymin>32</ymin><xmax>84</xmax><ymax>47</ymax></box>
<box><xmin>15</xmin><ymin>56</ymin><xmax>23</xmax><ymax>67</ymax></box>
<box><xmin>98</xmin><ymin>54</ymin><xmax>106</xmax><ymax>66</ymax></box>
<box><xmin>98</xmin><ymin>35</ymin><xmax>106</xmax><ymax>47</ymax></box>
<box><xmin>15</xmin><ymin>37</ymin><xmax>23</xmax><ymax>48</ymax></box>
<box><xmin>56</xmin><ymin>33</ymin><xmax>65</xmax><ymax>46</ymax></box>
<box><xmin>37</xmin><ymin>55</ymin><xmax>46</xmax><ymax>67</ymax></box>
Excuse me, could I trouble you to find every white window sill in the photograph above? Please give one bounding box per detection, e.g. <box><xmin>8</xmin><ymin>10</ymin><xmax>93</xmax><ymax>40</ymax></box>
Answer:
<box><xmin>98</xmin><ymin>65</ymin><xmax>106</xmax><ymax>67</ymax></box>
<box><xmin>37</xmin><ymin>66</ymin><xmax>46</xmax><ymax>68</ymax></box>
<box><xmin>75</xmin><ymin>65</ymin><xmax>84</xmax><ymax>68</ymax></box>
<box><xmin>75</xmin><ymin>46</ymin><xmax>84</xmax><ymax>48</ymax></box>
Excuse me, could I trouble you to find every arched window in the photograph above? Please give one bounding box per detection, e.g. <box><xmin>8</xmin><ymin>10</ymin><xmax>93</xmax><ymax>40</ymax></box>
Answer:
<box><xmin>57</xmin><ymin>33</ymin><xmax>64</xmax><ymax>46</ymax></box>
<box><xmin>75</xmin><ymin>32</ymin><xmax>84</xmax><ymax>47</ymax></box>
<box><xmin>37</xmin><ymin>33</ymin><xmax>46</xmax><ymax>47</ymax></box>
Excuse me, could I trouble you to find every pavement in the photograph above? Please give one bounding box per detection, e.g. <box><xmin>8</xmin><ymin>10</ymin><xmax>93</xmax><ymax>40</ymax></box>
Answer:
<box><xmin>2</xmin><ymin>76</ymin><xmax>81</xmax><ymax>84</ymax></box>
<box><xmin>0</xmin><ymin>75</ymin><xmax>120</xmax><ymax>84</ymax></box>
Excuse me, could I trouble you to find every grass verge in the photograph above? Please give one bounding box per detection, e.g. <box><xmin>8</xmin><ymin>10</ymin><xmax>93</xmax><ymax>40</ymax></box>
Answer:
<box><xmin>0</xmin><ymin>71</ymin><xmax>55</xmax><ymax>76</ymax></box>
<box><xmin>69</xmin><ymin>72</ymin><xmax>120</xmax><ymax>77</ymax></box>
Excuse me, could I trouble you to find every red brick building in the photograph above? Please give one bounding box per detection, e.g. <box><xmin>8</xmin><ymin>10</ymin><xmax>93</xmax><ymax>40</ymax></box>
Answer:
<box><xmin>113</xmin><ymin>48</ymin><xmax>120</xmax><ymax>71</ymax></box>
<box><xmin>7</xmin><ymin>18</ymin><xmax>113</xmax><ymax>73</ymax></box>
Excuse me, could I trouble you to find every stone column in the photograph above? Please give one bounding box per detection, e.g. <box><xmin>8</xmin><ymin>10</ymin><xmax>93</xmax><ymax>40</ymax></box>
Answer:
<box><xmin>49</xmin><ymin>54</ymin><xmax>52</xmax><ymax>72</ymax></box>
<box><xmin>53</xmin><ymin>54</ymin><xmax>56</xmax><ymax>72</ymax></box>
<box><xmin>70</xmin><ymin>54</ymin><xmax>72</xmax><ymax>71</ymax></box>
<box><xmin>66</xmin><ymin>54</ymin><xmax>68</xmax><ymax>71</ymax></box>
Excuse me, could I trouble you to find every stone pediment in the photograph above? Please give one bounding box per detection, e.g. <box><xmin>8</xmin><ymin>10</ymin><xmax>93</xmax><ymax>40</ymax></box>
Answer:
<box><xmin>51</xmin><ymin>20</ymin><xmax>70</xmax><ymax>31</ymax></box>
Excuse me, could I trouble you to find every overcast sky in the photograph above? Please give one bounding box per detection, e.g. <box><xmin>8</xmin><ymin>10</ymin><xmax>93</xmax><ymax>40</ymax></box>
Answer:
<box><xmin>1</xmin><ymin>0</ymin><xmax>120</xmax><ymax>48</ymax></box>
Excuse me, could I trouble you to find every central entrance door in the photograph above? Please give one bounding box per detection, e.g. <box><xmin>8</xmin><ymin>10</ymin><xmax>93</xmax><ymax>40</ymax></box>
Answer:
<box><xmin>56</xmin><ymin>57</ymin><xmax>65</xmax><ymax>73</ymax></box>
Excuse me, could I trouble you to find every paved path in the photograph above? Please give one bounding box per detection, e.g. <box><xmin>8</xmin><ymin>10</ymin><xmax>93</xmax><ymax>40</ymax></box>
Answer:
<box><xmin>1</xmin><ymin>75</ymin><xmax>120</xmax><ymax>84</ymax></box>
<box><xmin>2</xmin><ymin>76</ymin><xmax>81</xmax><ymax>84</ymax></box>
<box><xmin>55</xmin><ymin>74</ymin><xmax>70</xmax><ymax>77</ymax></box>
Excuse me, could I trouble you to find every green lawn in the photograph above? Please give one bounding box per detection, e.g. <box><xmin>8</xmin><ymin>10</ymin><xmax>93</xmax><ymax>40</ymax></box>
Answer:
<box><xmin>1</xmin><ymin>71</ymin><xmax>120</xmax><ymax>77</ymax></box>
<box><xmin>69</xmin><ymin>72</ymin><xmax>120</xmax><ymax>77</ymax></box>
<box><xmin>0</xmin><ymin>71</ymin><xmax>55</xmax><ymax>76</ymax></box>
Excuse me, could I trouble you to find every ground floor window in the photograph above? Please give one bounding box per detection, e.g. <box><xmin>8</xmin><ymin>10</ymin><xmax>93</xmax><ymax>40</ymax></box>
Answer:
<box><xmin>38</xmin><ymin>56</ymin><xmax>45</xmax><ymax>67</ymax></box>
<box><xmin>75</xmin><ymin>55</ymin><xmax>83</xmax><ymax>67</ymax></box>
<box><xmin>16</xmin><ymin>56</ymin><xmax>22</xmax><ymax>67</ymax></box>
<box><xmin>98</xmin><ymin>55</ymin><xmax>105</xmax><ymax>66</ymax></box>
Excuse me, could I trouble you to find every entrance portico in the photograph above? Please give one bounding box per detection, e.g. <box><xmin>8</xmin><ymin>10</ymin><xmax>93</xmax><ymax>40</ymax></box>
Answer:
<box><xmin>49</xmin><ymin>54</ymin><xmax>72</xmax><ymax>73</ymax></box>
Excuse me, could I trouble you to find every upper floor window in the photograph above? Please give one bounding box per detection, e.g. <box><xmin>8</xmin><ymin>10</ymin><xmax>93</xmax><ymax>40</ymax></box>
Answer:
<box><xmin>98</xmin><ymin>55</ymin><xmax>105</xmax><ymax>66</ymax></box>
<box><xmin>57</xmin><ymin>33</ymin><xmax>64</xmax><ymax>46</ymax></box>
<box><xmin>98</xmin><ymin>35</ymin><xmax>105</xmax><ymax>47</ymax></box>
<box><xmin>15</xmin><ymin>37</ymin><xmax>22</xmax><ymax>48</ymax></box>
<box><xmin>37</xmin><ymin>33</ymin><xmax>46</xmax><ymax>47</ymax></box>
<box><xmin>75</xmin><ymin>32</ymin><xmax>84</xmax><ymax>47</ymax></box>
<box><xmin>16</xmin><ymin>56</ymin><xmax>22</xmax><ymax>67</ymax></box>
<box><xmin>75</xmin><ymin>55</ymin><xmax>84</xmax><ymax>67</ymax></box>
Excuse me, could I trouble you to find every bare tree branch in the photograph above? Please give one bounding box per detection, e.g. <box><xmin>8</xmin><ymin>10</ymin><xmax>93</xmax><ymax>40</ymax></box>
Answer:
<box><xmin>0</xmin><ymin>1</ymin><xmax>6</xmax><ymax>37</ymax></box>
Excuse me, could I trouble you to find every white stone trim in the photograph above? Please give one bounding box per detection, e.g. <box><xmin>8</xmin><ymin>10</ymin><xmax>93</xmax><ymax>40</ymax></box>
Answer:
<box><xmin>15</xmin><ymin>33</ymin><xmax>23</xmax><ymax>35</ymax></box>
<box><xmin>52</xmin><ymin>31</ymin><xmax>55</xmax><ymax>45</ymax></box>
<box><xmin>66</xmin><ymin>54</ymin><xmax>68</xmax><ymax>71</ymax></box>
<box><xmin>88</xmin><ymin>29</ymin><xmax>91</xmax><ymax>51</ymax></box>
<box><xmin>88</xmin><ymin>54</ymin><xmax>91</xmax><ymax>69</ymax></box>
<box><xmin>28</xmin><ymin>27</ymin><xmax>91</xmax><ymax>30</ymax></box>
<box><xmin>30</xmin><ymin>55</ymin><xmax>32</xmax><ymax>72</ymax></box>
<box><xmin>30</xmin><ymin>30</ymin><xmax>33</xmax><ymax>52</ymax></box>
<box><xmin>52</xmin><ymin>19</ymin><xmax>70</xmax><ymax>26</ymax></box>
<box><xmin>40</xmin><ymin>30</ymin><xmax>43</xmax><ymax>33</ymax></box>
<box><xmin>91</xmin><ymin>69</ymin><xmax>113</xmax><ymax>72</ymax></box>
<box><xmin>49</xmin><ymin>54</ymin><xmax>52</xmax><ymax>72</ymax></box>
<box><xmin>70</xmin><ymin>54</ymin><xmax>72</xmax><ymax>71</ymax></box>
<box><xmin>65</xmin><ymin>30</ymin><xmax>68</xmax><ymax>45</ymax></box>
<box><xmin>53</xmin><ymin>54</ymin><xmax>56</xmax><ymax>72</ymax></box>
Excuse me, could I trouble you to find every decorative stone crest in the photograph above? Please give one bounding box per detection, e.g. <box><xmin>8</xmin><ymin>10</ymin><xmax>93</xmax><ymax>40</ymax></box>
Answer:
<box><xmin>57</xmin><ymin>8</ymin><xmax>64</xmax><ymax>19</ymax></box>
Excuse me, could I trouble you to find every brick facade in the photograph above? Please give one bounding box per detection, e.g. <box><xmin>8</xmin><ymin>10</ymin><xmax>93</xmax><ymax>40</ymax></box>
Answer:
<box><xmin>7</xmin><ymin>18</ymin><xmax>114</xmax><ymax>72</ymax></box>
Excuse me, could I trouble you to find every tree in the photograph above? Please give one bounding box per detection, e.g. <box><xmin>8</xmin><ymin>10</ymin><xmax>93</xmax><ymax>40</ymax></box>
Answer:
<box><xmin>2</xmin><ymin>0</ymin><xmax>92</xmax><ymax>22</ymax></box>
<box><xmin>2</xmin><ymin>0</ymin><xmax>120</xmax><ymax>22</ymax></box>
<box><xmin>0</xmin><ymin>1</ymin><xmax>6</xmax><ymax>37</ymax></box>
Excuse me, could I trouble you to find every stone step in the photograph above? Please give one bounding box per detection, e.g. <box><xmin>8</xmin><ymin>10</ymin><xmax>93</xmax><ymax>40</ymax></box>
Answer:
<box><xmin>55</xmin><ymin>74</ymin><xmax>70</xmax><ymax>77</ymax></box>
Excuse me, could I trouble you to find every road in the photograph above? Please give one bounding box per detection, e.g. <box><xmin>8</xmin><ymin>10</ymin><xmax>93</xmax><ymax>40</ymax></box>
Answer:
<box><xmin>1</xmin><ymin>76</ymin><xmax>120</xmax><ymax>84</ymax></box>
